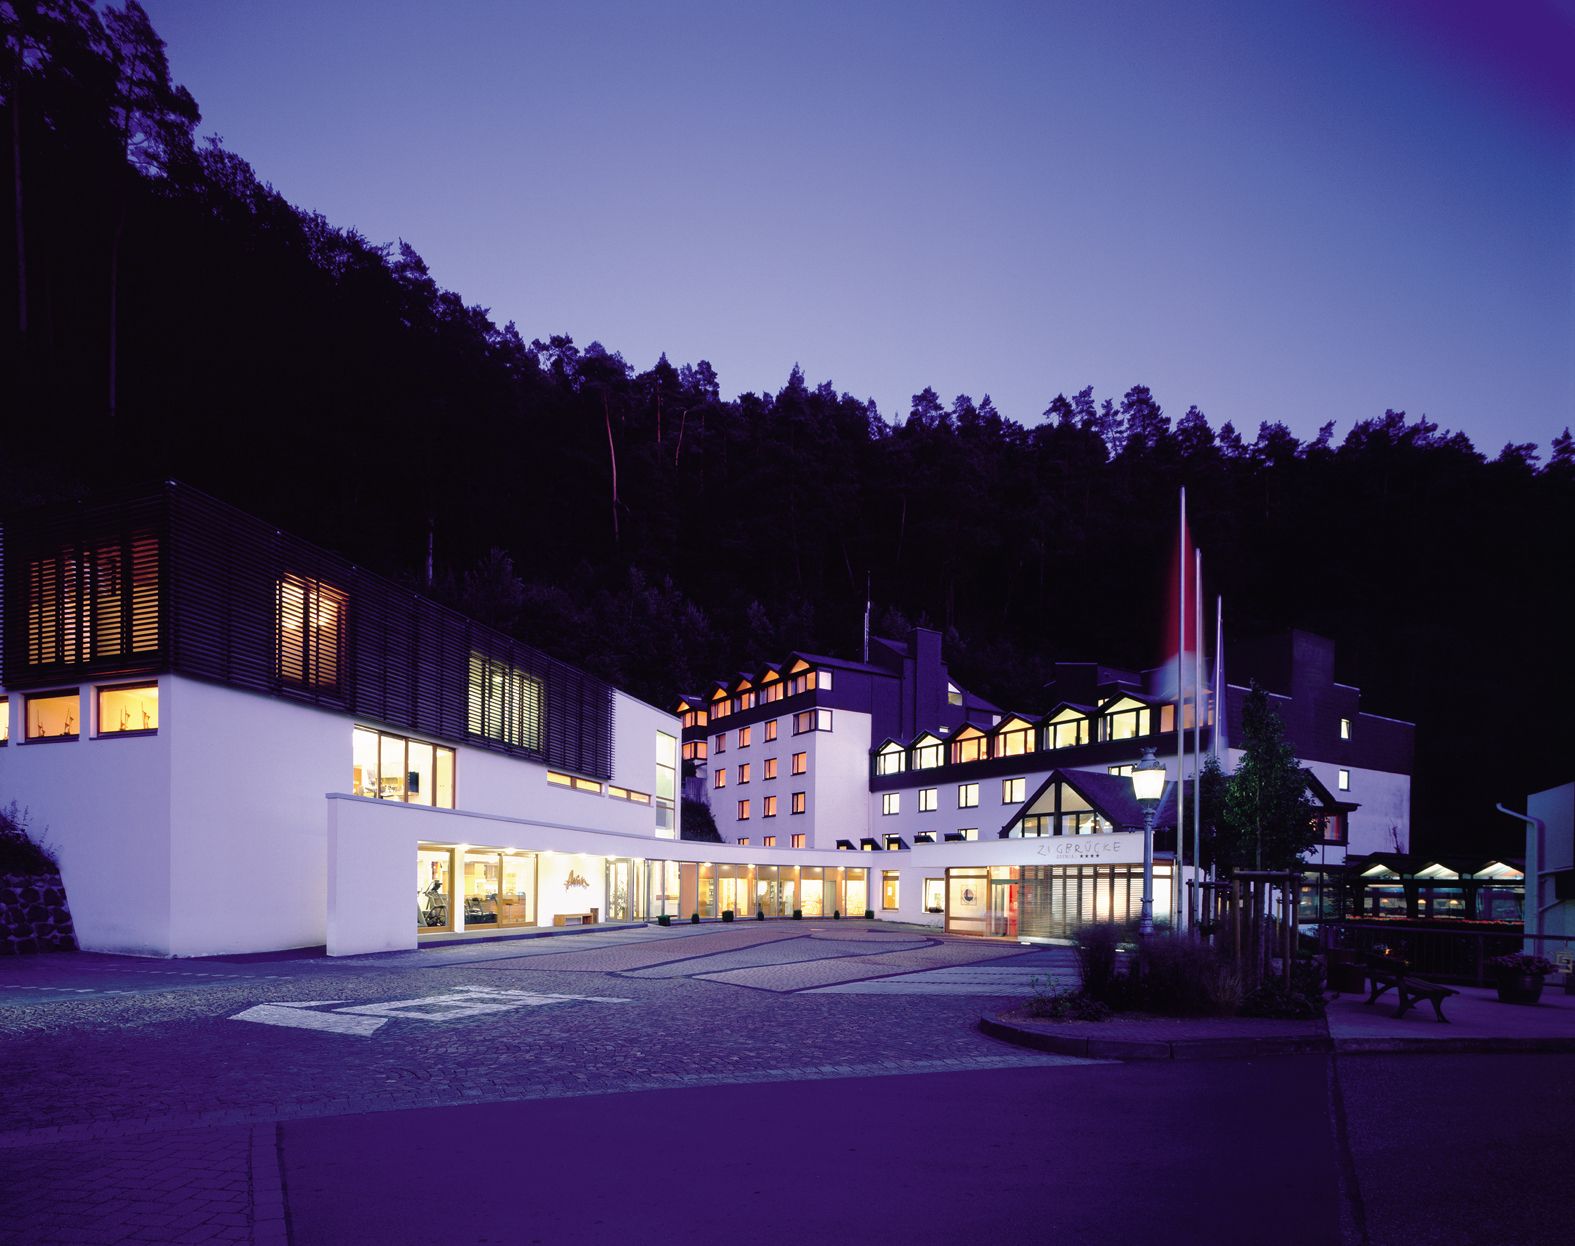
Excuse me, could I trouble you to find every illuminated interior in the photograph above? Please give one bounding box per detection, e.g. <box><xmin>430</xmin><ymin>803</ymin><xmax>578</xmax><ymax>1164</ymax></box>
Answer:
<box><xmin>26</xmin><ymin>691</ymin><xmax>78</xmax><ymax>740</ymax></box>
<box><xmin>98</xmin><ymin>683</ymin><xmax>158</xmax><ymax>734</ymax></box>
<box><xmin>278</xmin><ymin>573</ymin><xmax>345</xmax><ymax>690</ymax></box>
<box><xmin>354</xmin><ymin>726</ymin><xmax>456</xmax><ymax>806</ymax></box>
<box><xmin>467</xmin><ymin>652</ymin><xmax>543</xmax><ymax>751</ymax></box>
<box><xmin>1047</xmin><ymin>708</ymin><xmax>1089</xmax><ymax>749</ymax></box>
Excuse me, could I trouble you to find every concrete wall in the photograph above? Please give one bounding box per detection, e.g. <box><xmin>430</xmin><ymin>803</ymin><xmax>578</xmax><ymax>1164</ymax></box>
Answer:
<box><xmin>1527</xmin><ymin>781</ymin><xmax>1574</xmax><ymax>943</ymax></box>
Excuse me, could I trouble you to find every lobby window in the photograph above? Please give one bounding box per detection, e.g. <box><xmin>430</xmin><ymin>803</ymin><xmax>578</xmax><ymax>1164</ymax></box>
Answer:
<box><xmin>882</xmin><ymin>871</ymin><xmax>899</xmax><ymax>909</ymax></box>
<box><xmin>656</xmin><ymin>731</ymin><xmax>677</xmax><ymax>836</ymax></box>
<box><xmin>875</xmin><ymin>741</ymin><xmax>907</xmax><ymax>776</ymax></box>
<box><xmin>25</xmin><ymin>690</ymin><xmax>79</xmax><ymax>740</ymax></box>
<box><xmin>738</xmin><ymin>725</ymin><xmax>752</xmax><ymax>748</ymax></box>
<box><xmin>714</xmin><ymin>732</ymin><xmax>726</xmax><ymax>753</ymax></box>
<box><xmin>26</xmin><ymin>532</ymin><xmax>160</xmax><ymax>669</ymax></box>
<box><xmin>923</xmin><ymin>878</ymin><xmax>944</xmax><ymax>911</ymax></box>
<box><xmin>739</xmin><ymin>762</ymin><xmax>751</xmax><ymax>784</ymax></box>
<box><xmin>763</xmin><ymin>795</ymin><xmax>778</xmax><ymax>818</ymax></box>
<box><xmin>279</xmin><ymin>573</ymin><xmax>346</xmax><ymax>692</ymax></box>
<box><xmin>765</xmin><ymin>720</ymin><xmax>778</xmax><ymax>741</ymax></box>
<box><xmin>791</xmin><ymin>751</ymin><xmax>807</xmax><ymax>775</ymax></box>
<box><xmin>737</xmin><ymin>799</ymin><xmax>751</xmax><ymax>820</ymax></box>
<box><xmin>791</xmin><ymin>791</ymin><xmax>806</xmax><ymax>815</ymax></box>
<box><xmin>794</xmin><ymin>708</ymin><xmax>832</xmax><ymax>734</ymax></box>
<box><xmin>714</xmin><ymin>767</ymin><xmax>728</xmax><ymax>789</ymax></box>
<box><xmin>1339</xmin><ymin>717</ymin><xmax>1352</xmax><ymax>740</ymax></box>
<box><xmin>957</xmin><ymin>782</ymin><xmax>979</xmax><ymax>809</ymax></box>
<box><xmin>918</xmin><ymin>787</ymin><xmax>937</xmax><ymax>812</ymax></box>
<box><xmin>353</xmin><ymin>726</ymin><xmax>455</xmax><ymax>807</ymax></box>
<box><xmin>763</xmin><ymin>757</ymin><xmax>778</xmax><ymax>780</ymax></box>
<box><xmin>763</xmin><ymin>835</ymin><xmax>776</xmax><ymax>846</ymax></box>
<box><xmin>791</xmin><ymin>833</ymin><xmax>806</xmax><ymax>848</ymax></box>
<box><xmin>1001</xmin><ymin>777</ymin><xmax>1025</xmax><ymax>804</ymax></box>
<box><xmin>98</xmin><ymin>683</ymin><xmax>158</xmax><ymax>735</ymax></box>
<box><xmin>913</xmin><ymin>736</ymin><xmax>944</xmax><ymax>769</ymax></box>
<box><xmin>1338</xmin><ymin>769</ymin><xmax>1350</xmax><ymax>791</ymax></box>
<box><xmin>467</xmin><ymin>653</ymin><xmax>543</xmax><ymax>751</ymax></box>
<box><xmin>883</xmin><ymin>793</ymin><xmax>900</xmax><ymax>816</ymax></box>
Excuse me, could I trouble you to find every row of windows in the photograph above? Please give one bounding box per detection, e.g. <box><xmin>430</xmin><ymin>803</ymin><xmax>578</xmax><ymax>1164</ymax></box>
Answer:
<box><xmin>352</xmin><ymin>726</ymin><xmax>456</xmax><ymax>807</ymax></box>
<box><xmin>714</xmin><ymin>752</ymin><xmax>808</xmax><ymax>789</ymax></box>
<box><xmin>0</xmin><ymin>683</ymin><xmax>160</xmax><ymax>743</ymax></box>
<box><xmin>736</xmin><ymin>833</ymin><xmax>810</xmax><ymax>848</ymax></box>
<box><xmin>881</xmin><ymin>778</ymin><xmax>1029</xmax><ymax>814</ymax></box>
<box><xmin>708</xmin><ymin>667</ymin><xmax>833</xmax><ymax>721</ymax></box>
<box><xmin>838</xmin><ymin>829</ymin><xmax>981</xmax><ymax>849</ymax></box>
<box><xmin>735</xmin><ymin>792</ymin><xmax>807</xmax><ymax>820</ymax></box>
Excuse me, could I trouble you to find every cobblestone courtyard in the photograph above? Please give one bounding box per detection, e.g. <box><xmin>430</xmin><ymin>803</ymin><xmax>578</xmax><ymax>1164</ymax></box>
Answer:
<box><xmin>0</xmin><ymin>923</ymin><xmax>1082</xmax><ymax>1244</ymax></box>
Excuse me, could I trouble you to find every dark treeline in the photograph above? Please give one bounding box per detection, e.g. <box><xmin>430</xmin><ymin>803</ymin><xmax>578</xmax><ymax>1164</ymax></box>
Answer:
<box><xmin>4</xmin><ymin>2</ymin><xmax>1572</xmax><ymax>855</ymax></box>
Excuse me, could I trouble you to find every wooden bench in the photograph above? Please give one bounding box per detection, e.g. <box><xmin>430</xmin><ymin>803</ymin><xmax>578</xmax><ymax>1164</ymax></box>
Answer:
<box><xmin>553</xmin><ymin>912</ymin><xmax>597</xmax><ymax>927</ymax></box>
<box><xmin>1361</xmin><ymin>954</ymin><xmax>1457</xmax><ymax>1023</ymax></box>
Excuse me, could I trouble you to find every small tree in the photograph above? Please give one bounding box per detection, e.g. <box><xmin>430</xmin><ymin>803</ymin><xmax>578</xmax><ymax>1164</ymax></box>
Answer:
<box><xmin>1216</xmin><ymin>684</ymin><xmax>1315</xmax><ymax>873</ymax></box>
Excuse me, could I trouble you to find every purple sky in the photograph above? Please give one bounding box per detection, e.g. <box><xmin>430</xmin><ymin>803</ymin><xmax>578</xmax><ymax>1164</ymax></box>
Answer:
<box><xmin>142</xmin><ymin>0</ymin><xmax>1574</xmax><ymax>452</ymax></box>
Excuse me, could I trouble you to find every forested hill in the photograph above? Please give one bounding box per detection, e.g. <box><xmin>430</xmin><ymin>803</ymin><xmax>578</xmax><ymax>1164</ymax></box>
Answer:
<box><xmin>3</xmin><ymin>2</ymin><xmax>1572</xmax><ymax>855</ymax></box>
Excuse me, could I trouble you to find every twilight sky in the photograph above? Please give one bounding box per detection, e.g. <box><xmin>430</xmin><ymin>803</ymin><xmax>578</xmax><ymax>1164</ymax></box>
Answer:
<box><xmin>142</xmin><ymin>0</ymin><xmax>1574</xmax><ymax>451</ymax></box>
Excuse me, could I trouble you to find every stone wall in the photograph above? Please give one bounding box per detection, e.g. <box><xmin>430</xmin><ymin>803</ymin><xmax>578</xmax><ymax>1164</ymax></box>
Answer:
<box><xmin>1</xmin><ymin>873</ymin><xmax>78</xmax><ymax>954</ymax></box>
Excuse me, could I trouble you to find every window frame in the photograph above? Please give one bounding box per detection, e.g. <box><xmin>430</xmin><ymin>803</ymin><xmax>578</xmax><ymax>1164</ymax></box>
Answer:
<box><xmin>95</xmin><ymin>681</ymin><xmax>160</xmax><ymax>737</ymax></box>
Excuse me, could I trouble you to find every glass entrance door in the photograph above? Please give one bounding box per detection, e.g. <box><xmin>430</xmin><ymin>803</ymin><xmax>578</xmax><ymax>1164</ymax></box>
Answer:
<box><xmin>989</xmin><ymin>880</ymin><xmax>1018</xmax><ymax>938</ymax></box>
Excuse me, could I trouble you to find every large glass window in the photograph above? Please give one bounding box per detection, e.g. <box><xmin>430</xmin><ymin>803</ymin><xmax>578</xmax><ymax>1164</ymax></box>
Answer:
<box><xmin>1048</xmin><ymin>712</ymin><xmax>1089</xmax><ymax>749</ymax></box>
<box><xmin>98</xmin><ymin>683</ymin><xmax>158</xmax><ymax>735</ymax></box>
<box><xmin>464</xmin><ymin>850</ymin><xmax>502</xmax><ymax>925</ymax></box>
<box><xmin>993</xmin><ymin>720</ymin><xmax>1033</xmax><ymax>758</ymax></box>
<box><xmin>417</xmin><ymin>846</ymin><xmax>454</xmax><ymax>932</ymax></box>
<box><xmin>353</xmin><ymin>726</ymin><xmax>455</xmax><ymax>807</ymax></box>
<box><xmin>278</xmin><ymin>573</ymin><xmax>346</xmax><ymax>692</ymax></box>
<box><xmin>950</xmin><ymin>730</ymin><xmax>987</xmax><ymax>764</ymax></box>
<box><xmin>25</xmin><ymin>691</ymin><xmax>78</xmax><ymax>740</ymax></box>
<box><xmin>923</xmin><ymin>878</ymin><xmax>944</xmax><ymax>912</ymax></box>
<box><xmin>468</xmin><ymin>653</ymin><xmax>543</xmax><ymax>750</ymax></box>
<box><xmin>0</xmin><ymin>698</ymin><xmax>8</xmax><ymax>745</ymax></box>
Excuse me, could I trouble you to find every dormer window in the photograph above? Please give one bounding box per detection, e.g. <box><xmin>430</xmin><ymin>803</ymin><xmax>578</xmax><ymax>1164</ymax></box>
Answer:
<box><xmin>875</xmin><ymin>741</ymin><xmax>907</xmax><ymax>776</ymax></box>
<box><xmin>1101</xmin><ymin>697</ymin><xmax>1150</xmax><ymax>742</ymax></box>
<box><xmin>913</xmin><ymin>735</ymin><xmax>944</xmax><ymax>769</ymax></box>
<box><xmin>992</xmin><ymin>717</ymin><xmax>1034</xmax><ymax>758</ymax></box>
<box><xmin>1047</xmin><ymin>708</ymin><xmax>1090</xmax><ymax>750</ymax></box>
<box><xmin>950</xmin><ymin>727</ymin><xmax>987</xmax><ymax>765</ymax></box>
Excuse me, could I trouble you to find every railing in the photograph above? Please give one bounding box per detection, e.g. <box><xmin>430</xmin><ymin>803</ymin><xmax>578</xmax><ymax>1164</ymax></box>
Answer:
<box><xmin>1322</xmin><ymin>921</ymin><xmax>1575</xmax><ymax>986</ymax></box>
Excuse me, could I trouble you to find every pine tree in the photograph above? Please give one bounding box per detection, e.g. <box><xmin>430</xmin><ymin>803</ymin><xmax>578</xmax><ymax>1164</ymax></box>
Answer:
<box><xmin>1217</xmin><ymin>685</ymin><xmax>1316</xmax><ymax>873</ymax></box>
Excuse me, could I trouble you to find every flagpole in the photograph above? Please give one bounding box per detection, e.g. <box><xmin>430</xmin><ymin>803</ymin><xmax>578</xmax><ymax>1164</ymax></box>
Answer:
<box><xmin>1193</xmin><ymin>547</ymin><xmax>1203</xmax><ymax>928</ymax></box>
<box><xmin>1214</xmin><ymin>594</ymin><xmax>1224</xmax><ymax>760</ymax></box>
<box><xmin>1176</xmin><ymin>488</ymin><xmax>1186</xmax><ymax>933</ymax></box>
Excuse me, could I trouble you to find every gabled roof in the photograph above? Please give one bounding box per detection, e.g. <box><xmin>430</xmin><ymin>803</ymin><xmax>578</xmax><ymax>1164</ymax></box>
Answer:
<box><xmin>998</xmin><ymin>768</ymin><xmax>1178</xmax><ymax>836</ymax></box>
<box><xmin>1045</xmin><ymin>702</ymin><xmax>1098</xmax><ymax>721</ymax></box>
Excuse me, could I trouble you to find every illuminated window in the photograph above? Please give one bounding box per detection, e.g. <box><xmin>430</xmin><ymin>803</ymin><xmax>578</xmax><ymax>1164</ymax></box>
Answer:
<box><xmin>918</xmin><ymin>787</ymin><xmax>937</xmax><ymax>812</ymax></box>
<box><xmin>25</xmin><ymin>691</ymin><xmax>78</xmax><ymax>740</ymax></box>
<box><xmin>735</xmin><ymin>690</ymin><xmax>756</xmax><ymax>711</ymax></box>
<box><xmin>791</xmin><ymin>791</ymin><xmax>806</xmax><ymax>815</ymax></box>
<box><xmin>761</xmin><ymin>677</ymin><xmax>784</xmax><ymax>703</ymax></box>
<box><xmin>278</xmin><ymin>573</ymin><xmax>346</xmax><ymax>692</ymax></box>
<box><xmin>763</xmin><ymin>835</ymin><xmax>776</xmax><ymax>846</ymax></box>
<box><xmin>467</xmin><ymin>653</ymin><xmax>542</xmax><ymax>751</ymax></box>
<box><xmin>884</xmin><ymin>833</ymin><xmax>903</xmax><ymax>851</ymax></box>
<box><xmin>739</xmin><ymin>763</ymin><xmax>751</xmax><ymax>784</ymax></box>
<box><xmin>913</xmin><ymin>736</ymin><xmax>944</xmax><ymax>769</ymax></box>
<box><xmin>714</xmin><ymin>767</ymin><xmax>728</xmax><ymax>789</ymax></box>
<box><xmin>875</xmin><ymin>742</ymin><xmax>907</xmax><ymax>775</ymax></box>
<box><xmin>950</xmin><ymin>729</ymin><xmax>987</xmax><ymax>765</ymax></box>
<box><xmin>764</xmin><ymin>720</ymin><xmax>778</xmax><ymax>742</ymax></box>
<box><xmin>791</xmin><ymin>752</ymin><xmax>807</xmax><ymax>775</ymax></box>
<box><xmin>791</xmin><ymin>833</ymin><xmax>806</xmax><ymax>848</ymax></box>
<box><xmin>957</xmin><ymin>783</ymin><xmax>978</xmax><ymax>809</ymax></box>
<box><xmin>1001</xmin><ymin>777</ymin><xmax>1025</xmax><ymax>804</ymax></box>
<box><xmin>682</xmin><ymin>739</ymin><xmax>708</xmax><ymax>762</ymax></box>
<box><xmin>923</xmin><ymin>878</ymin><xmax>944</xmax><ymax>911</ymax></box>
<box><xmin>26</xmin><ymin>533</ymin><xmax>159</xmax><ymax>670</ymax></box>
<box><xmin>992</xmin><ymin>719</ymin><xmax>1033</xmax><ymax>758</ymax></box>
<box><xmin>1338</xmin><ymin>769</ymin><xmax>1350</xmax><ymax>791</ymax></box>
<box><xmin>737</xmin><ymin>799</ymin><xmax>751</xmax><ymax>820</ymax></box>
<box><xmin>882</xmin><ymin>793</ymin><xmax>900</xmax><ymax>816</ymax></box>
<box><xmin>959</xmin><ymin>827</ymin><xmax>979</xmax><ymax>841</ymax></box>
<box><xmin>738</xmin><ymin>725</ymin><xmax>752</xmax><ymax>748</ymax></box>
<box><xmin>763</xmin><ymin>757</ymin><xmax>778</xmax><ymax>780</ymax></box>
<box><xmin>714</xmin><ymin>733</ymin><xmax>727</xmax><ymax>754</ymax></box>
<box><xmin>547</xmin><ymin>770</ymin><xmax>572</xmax><ymax>786</ymax></box>
<box><xmin>738</xmin><ymin>837</ymin><xmax>750</xmax><ymax>846</ymax></box>
<box><xmin>572</xmin><ymin>776</ymin><xmax>603</xmax><ymax>794</ymax></box>
<box><xmin>656</xmin><ymin>732</ymin><xmax>677</xmax><ymax>835</ymax></box>
<box><xmin>793</xmin><ymin>708</ymin><xmax>832</xmax><ymax>734</ymax></box>
<box><xmin>947</xmin><ymin>682</ymin><xmax>963</xmax><ymax>707</ymax></box>
<box><xmin>711</xmin><ymin>691</ymin><xmax>730</xmax><ymax>720</ymax></box>
<box><xmin>882</xmin><ymin>871</ymin><xmax>899</xmax><ymax>909</ymax></box>
<box><xmin>1339</xmin><ymin>717</ymin><xmax>1351</xmax><ymax>740</ymax></box>
<box><xmin>97</xmin><ymin>683</ymin><xmax>158</xmax><ymax>735</ymax></box>
<box><xmin>1102</xmin><ymin>698</ymin><xmax>1149</xmax><ymax>741</ymax></box>
<box><xmin>1048</xmin><ymin>710</ymin><xmax>1089</xmax><ymax>749</ymax></box>
<box><xmin>354</xmin><ymin>726</ymin><xmax>455</xmax><ymax>807</ymax></box>
<box><xmin>0</xmin><ymin>697</ymin><xmax>8</xmax><ymax>745</ymax></box>
<box><xmin>763</xmin><ymin>795</ymin><xmax>778</xmax><ymax>817</ymax></box>
<box><xmin>1109</xmin><ymin>764</ymin><xmax>1134</xmax><ymax>778</ymax></box>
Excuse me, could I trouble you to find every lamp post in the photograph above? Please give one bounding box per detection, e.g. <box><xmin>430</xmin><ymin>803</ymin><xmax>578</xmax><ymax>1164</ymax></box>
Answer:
<box><xmin>1132</xmin><ymin>746</ymin><xmax>1166</xmax><ymax>937</ymax></box>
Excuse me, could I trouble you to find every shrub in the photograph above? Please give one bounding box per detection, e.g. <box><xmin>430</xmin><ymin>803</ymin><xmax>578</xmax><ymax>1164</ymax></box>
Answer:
<box><xmin>656</xmin><ymin>914</ymin><xmax>671</xmax><ymax>927</ymax></box>
<box><xmin>1075</xmin><ymin>922</ymin><xmax>1125</xmax><ymax>1002</ymax></box>
<box><xmin>1489</xmin><ymin>953</ymin><xmax>1557</xmax><ymax>976</ymax></box>
<box><xmin>0</xmin><ymin>804</ymin><xmax>57</xmax><ymax>874</ymax></box>
<box><xmin>1136</xmin><ymin>937</ymin><xmax>1242</xmax><ymax>1016</ymax></box>
<box><xmin>1024</xmin><ymin>976</ymin><xmax>1112</xmax><ymax>1022</ymax></box>
<box><xmin>1240</xmin><ymin>976</ymin><xmax>1326</xmax><ymax>1019</ymax></box>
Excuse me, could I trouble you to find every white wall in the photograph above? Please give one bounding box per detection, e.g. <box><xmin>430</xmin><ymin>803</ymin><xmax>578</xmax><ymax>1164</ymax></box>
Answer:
<box><xmin>0</xmin><ymin>685</ymin><xmax>173</xmax><ymax>955</ymax></box>
<box><xmin>1527</xmin><ymin>782</ymin><xmax>1574</xmax><ymax>943</ymax></box>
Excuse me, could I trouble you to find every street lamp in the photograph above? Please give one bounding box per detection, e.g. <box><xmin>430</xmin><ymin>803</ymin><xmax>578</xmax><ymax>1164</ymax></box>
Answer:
<box><xmin>1131</xmin><ymin>746</ymin><xmax>1166</xmax><ymax>937</ymax></box>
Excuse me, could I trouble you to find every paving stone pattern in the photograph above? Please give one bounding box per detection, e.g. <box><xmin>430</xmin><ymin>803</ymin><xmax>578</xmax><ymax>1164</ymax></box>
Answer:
<box><xmin>0</xmin><ymin>924</ymin><xmax>1085</xmax><ymax>1244</ymax></box>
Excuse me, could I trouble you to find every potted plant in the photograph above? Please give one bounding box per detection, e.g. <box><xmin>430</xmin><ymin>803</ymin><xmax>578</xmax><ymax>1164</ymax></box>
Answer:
<box><xmin>792</xmin><ymin>908</ymin><xmax>803</xmax><ymax>920</ymax></box>
<box><xmin>755</xmin><ymin>909</ymin><xmax>765</xmax><ymax>921</ymax></box>
<box><xmin>833</xmin><ymin>909</ymin><xmax>841</xmax><ymax>919</ymax></box>
<box><xmin>722</xmin><ymin>908</ymin><xmax>735</xmax><ymax>923</ymax></box>
<box><xmin>1489</xmin><ymin>953</ymin><xmax>1557</xmax><ymax>1004</ymax></box>
<box><xmin>864</xmin><ymin>909</ymin><xmax>875</xmax><ymax>919</ymax></box>
<box><xmin>690</xmin><ymin>913</ymin><xmax>700</xmax><ymax>925</ymax></box>
<box><xmin>657</xmin><ymin>913</ymin><xmax>671</xmax><ymax>927</ymax></box>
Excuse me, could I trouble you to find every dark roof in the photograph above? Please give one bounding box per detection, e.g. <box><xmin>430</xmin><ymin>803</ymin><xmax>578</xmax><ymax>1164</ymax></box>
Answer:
<box><xmin>998</xmin><ymin>769</ymin><xmax>1178</xmax><ymax>836</ymax></box>
<box><xmin>1345</xmin><ymin>852</ymin><xmax>1526</xmax><ymax>877</ymax></box>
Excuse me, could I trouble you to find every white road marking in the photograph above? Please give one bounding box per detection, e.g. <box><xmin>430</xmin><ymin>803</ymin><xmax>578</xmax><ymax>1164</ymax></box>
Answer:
<box><xmin>229</xmin><ymin>987</ymin><xmax>631</xmax><ymax>1037</ymax></box>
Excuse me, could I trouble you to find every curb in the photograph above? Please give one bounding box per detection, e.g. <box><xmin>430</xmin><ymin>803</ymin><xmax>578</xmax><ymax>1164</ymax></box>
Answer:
<box><xmin>980</xmin><ymin>1014</ymin><xmax>1575</xmax><ymax>1061</ymax></box>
